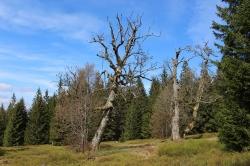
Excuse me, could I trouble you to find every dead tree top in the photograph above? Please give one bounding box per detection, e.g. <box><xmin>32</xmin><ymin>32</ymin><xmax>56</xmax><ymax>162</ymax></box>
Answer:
<box><xmin>91</xmin><ymin>15</ymin><xmax>158</xmax><ymax>87</ymax></box>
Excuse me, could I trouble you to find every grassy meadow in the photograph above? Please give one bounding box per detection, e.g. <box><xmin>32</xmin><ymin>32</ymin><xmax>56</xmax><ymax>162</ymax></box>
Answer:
<box><xmin>0</xmin><ymin>134</ymin><xmax>250</xmax><ymax>166</ymax></box>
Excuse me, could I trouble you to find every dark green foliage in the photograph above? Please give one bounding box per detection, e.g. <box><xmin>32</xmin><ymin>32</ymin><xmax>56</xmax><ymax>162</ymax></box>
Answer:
<box><xmin>194</xmin><ymin>103</ymin><xmax>219</xmax><ymax>133</ymax></box>
<box><xmin>49</xmin><ymin>111</ymin><xmax>66</xmax><ymax>146</ymax></box>
<box><xmin>149</xmin><ymin>77</ymin><xmax>161</xmax><ymax>105</ymax></box>
<box><xmin>5</xmin><ymin>94</ymin><xmax>16</xmax><ymax>124</ymax></box>
<box><xmin>49</xmin><ymin>97</ymin><xmax>67</xmax><ymax>146</ymax></box>
<box><xmin>102</xmin><ymin>91</ymin><xmax>130</xmax><ymax>141</ymax></box>
<box><xmin>161</xmin><ymin>67</ymin><xmax>169</xmax><ymax>87</ymax></box>
<box><xmin>194</xmin><ymin>78</ymin><xmax>220</xmax><ymax>133</ymax></box>
<box><xmin>123</xmin><ymin>78</ymin><xmax>149</xmax><ymax>140</ymax></box>
<box><xmin>49</xmin><ymin>80</ymin><xmax>67</xmax><ymax>145</ymax></box>
<box><xmin>0</xmin><ymin>104</ymin><xmax>7</xmax><ymax>146</ymax></box>
<box><xmin>44</xmin><ymin>91</ymin><xmax>57</xmax><ymax>143</ymax></box>
<box><xmin>142</xmin><ymin>77</ymin><xmax>161</xmax><ymax>138</ymax></box>
<box><xmin>218</xmin><ymin>101</ymin><xmax>250</xmax><ymax>151</ymax></box>
<box><xmin>3</xmin><ymin>98</ymin><xmax>27</xmax><ymax>146</ymax></box>
<box><xmin>212</xmin><ymin>0</ymin><xmax>250</xmax><ymax>151</ymax></box>
<box><xmin>217</xmin><ymin>58</ymin><xmax>250</xmax><ymax>151</ymax></box>
<box><xmin>25</xmin><ymin>89</ymin><xmax>50</xmax><ymax>145</ymax></box>
<box><xmin>3</xmin><ymin>94</ymin><xmax>16</xmax><ymax>146</ymax></box>
<box><xmin>213</xmin><ymin>0</ymin><xmax>250</xmax><ymax>62</ymax></box>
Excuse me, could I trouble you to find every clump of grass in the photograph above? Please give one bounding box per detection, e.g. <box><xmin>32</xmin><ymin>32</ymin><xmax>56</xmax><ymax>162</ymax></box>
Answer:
<box><xmin>158</xmin><ymin>139</ymin><xmax>222</xmax><ymax>157</ymax></box>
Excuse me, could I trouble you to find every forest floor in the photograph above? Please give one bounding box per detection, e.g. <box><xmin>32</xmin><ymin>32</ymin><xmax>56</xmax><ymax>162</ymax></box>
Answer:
<box><xmin>0</xmin><ymin>133</ymin><xmax>250</xmax><ymax>166</ymax></box>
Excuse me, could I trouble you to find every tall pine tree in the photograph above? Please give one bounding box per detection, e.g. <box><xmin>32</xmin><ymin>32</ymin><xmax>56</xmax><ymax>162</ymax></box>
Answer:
<box><xmin>123</xmin><ymin>78</ymin><xmax>149</xmax><ymax>140</ymax></box>
<box><xmin>25</xmin><ymin>89</ymin><xmax>49</xmax><ymax>144</ymax></box>
<box><xmin>0</xmin><ymin>104</ymin><xmax>7</xmax><ymax>146</ymax></box>
<box><xmin>3</xmin><ymin>94</ymin><xmax>16</xmax><ymax>146</ymax></box>
<box><xmin>44</xmin><ymin>90</ymin><xmax>56</xmax><ymax>143</ymax></box>
<box><xmin>212</xmin><ymin>0</ymin><xmax>250</xmax><ymax>151</ymax></box>
<box><xmin>3</xmin><ymin>98</ymin><xmax>27</xmax><ymax>146</ymax></box>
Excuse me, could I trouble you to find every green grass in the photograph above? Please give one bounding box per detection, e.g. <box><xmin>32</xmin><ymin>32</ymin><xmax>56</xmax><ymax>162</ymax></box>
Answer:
<box><xmin>0</xmin><ymin>134</ymin><xmax>250</xmax><ymax>166</ymax></box>
<box><xmin>158</xmin><ymin>139</ymin><xmax>222</xmax><ymax>156</ymax></box>
<box><xmin>158</xmin><ymin>138</ymin><xmax>250</xmax><ymax>165</ymax></box>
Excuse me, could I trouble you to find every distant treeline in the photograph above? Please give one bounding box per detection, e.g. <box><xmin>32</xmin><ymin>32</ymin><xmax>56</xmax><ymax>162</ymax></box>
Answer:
<box><xmin>0</xmin><ymin>63</ymin><xmax>218</xmax><ymax>149</ymax></box>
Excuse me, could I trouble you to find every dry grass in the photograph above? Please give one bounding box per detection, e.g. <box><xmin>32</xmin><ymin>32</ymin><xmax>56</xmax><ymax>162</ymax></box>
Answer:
<box><xmin>0</xmin><ymin>134</ymin><xmax>250</xmax><ymax>166</ymax></box>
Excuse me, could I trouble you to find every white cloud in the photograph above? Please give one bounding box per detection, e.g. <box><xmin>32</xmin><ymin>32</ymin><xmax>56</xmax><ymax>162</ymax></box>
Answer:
<box><xmin>0</xmin><ymin>71</ymin><xmax>56</xmax><ymax>89</ymax></box>
<box><xmin>0</xmin><ymin>83</ymin><xmax>12</xmax><ymax>91</ymax></box>
<box><xmin>0</xmin><ymin>0</ymin><xmax>104</xmax><ymax>41</ymax></box>
<box><xmin>0</xmin><ymin>71</ymin><xmax>57</xmax><ymax>107</ymax></box>
<box><xmin>0</xmin><ymin>45</ymin><xmax>44</xmax><ymax>61</ymax></box>
<box><xmin>0</xmin><ymin>95</ymin><xmax>10</xmax><ymax>106</ymax></box>
<box><xmin>32</xmin><ymin>79</ymin><xmax>57</xmax><ymax>90</ymax></box>
<box><xmin>0</xmin><ymin>44</ymin><xmax>77</xmax><ymax>72</ymax></box>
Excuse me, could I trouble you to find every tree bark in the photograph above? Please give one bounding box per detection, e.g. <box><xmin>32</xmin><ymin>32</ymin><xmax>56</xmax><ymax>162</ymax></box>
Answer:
<box><xmin>171</xmin><ymin>53</ymin><xmax>181</xmax><ymax>140</ymax></box>
<box><xmin>91</xmin><ymin>90</ymin><xmax>115</xmax><ymax>152</ymax></box>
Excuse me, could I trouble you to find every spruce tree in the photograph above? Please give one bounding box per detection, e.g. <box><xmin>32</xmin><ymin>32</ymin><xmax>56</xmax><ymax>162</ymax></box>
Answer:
<box><xmin>49</xmin><ymin>79</ymin><xmax>66</xmax><ymax>145</ymax></box>
<box><xmin>143</xmin><ymin>77</ymin><xmax>161</xmax><ymax>138</ymax></box>
<box><xmin>0</xmin><ymin>104</ymin><xmax>7</xmax><ymax>146</ymax></box>
<box><xmin>149</xmin><ymin>77</ymin><xmax>161</xmax><ymax>105</ymax></box>
<box><xmin>212</xmin><ymin>0</ymin><xmax>250</xmax><ymax>151</ymax></box>
<box><xmin>3</xmin><ymin>94</ymin><xmax>16</xmax><ymax>146</ymax></box>
<box><xmin>161</xmin><ymin>67</ymin><xmax>169</xmax><ymax>87</ymax></box>
<box><xmin>3</xmin><ymin>98</ymin><xmax>27</xmax><ymax>146</ymax></box>
<box><xmin>44</xmin><ymin>90</ymin><xmax>56</xmax><ymax>143</ymax></box>
<box><xmin>194</xmin><ymin>76</ymin><xmax>219</xmax><ymax>133</ymax></box>
<box><xmin>124</xmin><ymin>78</ymin><xmax>149</xmax><ymax>139</ymax></box>
<box><xmin>25</xmin><ymin>89</ymin><xmax>49</xmax><ymax>144</ymax></box>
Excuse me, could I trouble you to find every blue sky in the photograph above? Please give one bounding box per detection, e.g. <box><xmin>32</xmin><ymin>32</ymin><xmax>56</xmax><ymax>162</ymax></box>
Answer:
<box><xmin>0</xmin><ymin>0</ymin><xmax>222</xmax><ymax>108</ymax></box>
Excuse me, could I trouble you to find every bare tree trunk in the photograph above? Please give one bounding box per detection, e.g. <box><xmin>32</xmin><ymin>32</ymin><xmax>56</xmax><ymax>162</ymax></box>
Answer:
<box><xmin>91</xmin><ymin>90</ymin><xmax>115</xmax><ymax>152</ymax></box>
<box><xmin>171</xmin><ymin>52</ymin><xmax>181</xmax><ymax>140</ymax></box>
<box><xmin>184</xmin><ymin>58</ymin><xmax>208</xmax><ymax>136</ymax></box>
<box><xmin>91</xmin><ymin>109</ymin><xmax>111</xmax><ymax>151</ymax></box>
<box><xmin>184</xmin><ymin>81</ymin><xmax>205</xmax><ymax>134</ymax></box>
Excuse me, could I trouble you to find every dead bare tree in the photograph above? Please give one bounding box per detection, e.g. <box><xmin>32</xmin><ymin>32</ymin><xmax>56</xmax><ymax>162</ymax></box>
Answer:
<box><xmin>90</xmin><ymin>15</ymin><xmax>156</xmax><ymax>152</ymax></box>
<box><xmin>167</xmin><ymin>48</ymin><xmax>194</xmax><ymax>140</ymax></box>
<box><xmin>184</xmin><ymin>43</ymin><xmax>214</xmax><ymax>136</ymax></box>
<box><xmin>167</xmin><ymin>43</ymin><xmax>214</xmax><ymax>140</ymax></box>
